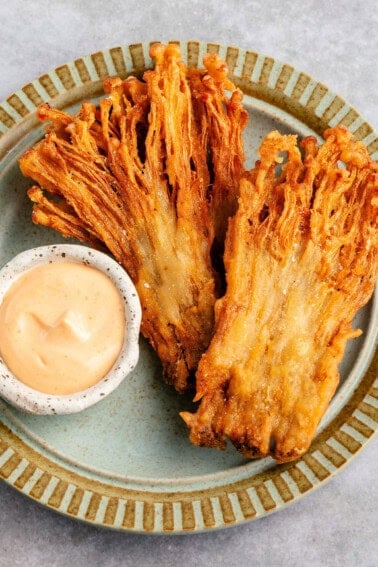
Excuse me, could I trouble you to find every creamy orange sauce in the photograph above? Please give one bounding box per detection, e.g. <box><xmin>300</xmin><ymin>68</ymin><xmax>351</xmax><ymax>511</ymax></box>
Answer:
<box><xmin>0</xmin><ymin>262</ymin><xmax>126</xmax><ymax>395</ymax></box>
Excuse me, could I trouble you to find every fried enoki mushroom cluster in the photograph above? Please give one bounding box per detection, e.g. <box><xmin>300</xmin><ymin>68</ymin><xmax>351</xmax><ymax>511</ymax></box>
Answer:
<box><xmin>19</xmin><ymin>43</ymin><xmax>378</xmax><ymax>462</ymax></box>
<box><xmin>182</xmin><ymin>127</ymin><xmax>378</xmax><ymax>462</ymax></box>
<box><xmin>20</xmin><ymin>43</ymin><xmax>248</xmax><ymax>393</ymax></box>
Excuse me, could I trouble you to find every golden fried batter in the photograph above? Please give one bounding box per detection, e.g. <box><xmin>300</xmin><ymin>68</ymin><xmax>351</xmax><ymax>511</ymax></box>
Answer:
<box><xmin>181</xmin><ymin>126</ymin><xmax>378</xmax><ymax>462</ymax></box>
<box><xmin>19</xmin><ymin>43</ymin><xmax>247</xmax><ymax>392</ymax></box>
<box><xmin>19</xmin><ymin>42</ymin><xmax>377</xmax><ymax>462</ymax></box>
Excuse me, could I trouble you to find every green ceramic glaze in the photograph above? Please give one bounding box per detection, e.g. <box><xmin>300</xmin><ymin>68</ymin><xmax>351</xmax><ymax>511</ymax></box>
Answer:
<box><xmin>0</xmin><ymin>41</ymin><xmax>377</xmax><ymax>534</ymax></box>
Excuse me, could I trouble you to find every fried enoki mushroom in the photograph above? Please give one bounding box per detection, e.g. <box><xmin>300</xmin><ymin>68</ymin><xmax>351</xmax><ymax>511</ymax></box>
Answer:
<box><xmin>181</xmin><ymin>126</ymin><xmax>378</xmax><ymax>462</ymax></box>
<box><xmin>19</xmin><ymin>43</ymin><xmax>247</xmax><ymax>392</ymax></box>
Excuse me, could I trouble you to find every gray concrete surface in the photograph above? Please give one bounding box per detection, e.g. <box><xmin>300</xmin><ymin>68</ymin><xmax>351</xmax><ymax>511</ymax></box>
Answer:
<box><xmin>0</xmin><ymin>1</ymin><xmax>377</xmax><ymax>566</ymax></box>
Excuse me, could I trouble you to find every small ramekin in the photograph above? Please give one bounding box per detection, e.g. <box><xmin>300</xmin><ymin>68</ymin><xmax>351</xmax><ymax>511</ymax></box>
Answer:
<box><xmin>0</xmin><ymin>244</ymin><xmax>142</xmax><ymax>414</ymax></box>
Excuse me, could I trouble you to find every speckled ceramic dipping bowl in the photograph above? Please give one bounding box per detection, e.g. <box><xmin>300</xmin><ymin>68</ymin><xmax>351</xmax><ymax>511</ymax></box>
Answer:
<box><xmin>0</xmin><ymin>244</ymin><xmax>142</xmax><ymax>414</ymax></box>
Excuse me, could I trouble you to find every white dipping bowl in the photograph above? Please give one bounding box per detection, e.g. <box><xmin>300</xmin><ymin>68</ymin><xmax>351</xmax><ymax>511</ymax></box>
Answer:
<box><xmin>0</xmin><ymin>244</ymin><xmax>142</xmax><ymax>414</ymax></box>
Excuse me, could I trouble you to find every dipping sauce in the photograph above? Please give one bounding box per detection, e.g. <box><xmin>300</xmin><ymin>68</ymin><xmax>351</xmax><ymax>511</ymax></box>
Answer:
<box><xmin>0</xmin><ymin>262</ymin><xmax>126</xmax><ymax>395</ymax></box>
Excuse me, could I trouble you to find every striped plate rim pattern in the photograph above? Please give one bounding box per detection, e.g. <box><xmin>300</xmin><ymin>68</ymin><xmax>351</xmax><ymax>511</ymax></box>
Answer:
<box><xmin>0</xmin><ymin>41</ymin><xmax>377</xmax><ymax>533</ymax></box>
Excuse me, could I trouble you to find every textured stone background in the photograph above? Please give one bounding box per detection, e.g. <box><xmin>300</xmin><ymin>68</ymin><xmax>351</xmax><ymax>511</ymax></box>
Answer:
<box><xmin>0</xmin><ymin>1</ymin><xmax>377</xmax><ymax>566</ymax></box>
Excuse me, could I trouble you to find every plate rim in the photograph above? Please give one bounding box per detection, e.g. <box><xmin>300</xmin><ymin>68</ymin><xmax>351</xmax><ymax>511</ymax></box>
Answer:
<box><xmin>0</xmin><ymin>40</ymin><xmax>377</xmax><ymax>534</ymax></box>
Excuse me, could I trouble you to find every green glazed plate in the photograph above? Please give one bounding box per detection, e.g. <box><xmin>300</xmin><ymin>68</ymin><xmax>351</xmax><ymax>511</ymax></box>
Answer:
<box><xmin>0</xmin><ymin>41</ymin><xmax>377</xmax><ymax>534</ymax></box>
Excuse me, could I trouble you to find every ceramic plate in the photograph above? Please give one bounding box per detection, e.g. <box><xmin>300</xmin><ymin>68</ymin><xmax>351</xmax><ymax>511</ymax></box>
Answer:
<box><xmin>0</xmin><ymin>41</ymin><xmax>377</xmax><ymax>534</ymax></box>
